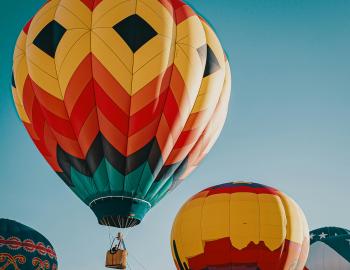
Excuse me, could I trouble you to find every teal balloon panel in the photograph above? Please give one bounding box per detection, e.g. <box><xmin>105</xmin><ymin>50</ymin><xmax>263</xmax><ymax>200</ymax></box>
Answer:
<box><xmin>305</xmin><ymin>227</ymin><xmax>350</xmax><ymax>270</ymax></box>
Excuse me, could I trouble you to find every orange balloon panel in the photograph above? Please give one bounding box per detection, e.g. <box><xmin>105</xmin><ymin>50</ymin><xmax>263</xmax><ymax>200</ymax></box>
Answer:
<box><xmin>171</xmin><ymin>182</ymin><xmax>310</xmax><ymax>270</ymax></box>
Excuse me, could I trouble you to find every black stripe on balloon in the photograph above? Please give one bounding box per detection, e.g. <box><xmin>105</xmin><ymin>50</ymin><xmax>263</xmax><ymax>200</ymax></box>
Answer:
<box><xmin>56</xmin><ymin>133</ymin><xmax>105</xmax><ymax>187</ymax></box>
<box><xmin>56</xmin><ymin>172</ymin><xmax>74</xmax><ymax>187</ymax></box>
<box><xmin>155</xmin><ymin>157</ymin><xmax>188</xmax><ymax>183</ymax></box>
<box><xmin>86</xmin><ymin>132</ymin><xmax>105</xmax><ymax>173</ymax></box>
<box><xmin>56</xmin><ymin>133</ymin><xmax>189</xmax><ymax>187</ymax></box>
<box><xmin>56</xmin><ymin>146</ymin><xmax>71</xmax><ymax>180</ymax></box>
<box><xmin>173</xmin><ymin>240</ymin><xmax>185</xmax><ymax>270</ymax></box>
<box><xmin>173</xmin><ymin>158</ymin><xmax>188</xmax><ymax>182</ymax></box>
<box><xmin>57</xmin><ymin>144</ymin><xmax>91</xmax><ymax>177</ymax></box>
<box><xmin>11</xmin><ymin>72</ymin><xmax>16</xmax><ymax>88</ymax></box>
<box><xmin>147</xmin><ymin>139</ymin><xmax>164</xmax><ymax>177</ymax></box>
<box><xmin>125</xmin><ymin>139</ymin><xmax>154</xmax><ymax>175</ymax></box>
<box><xmin>102</xmin><ymin>135</ymin><xmax>155</xmax><ymax>175</ymax></box>
<box><xmin>154</xmin><ymin>164</ymin><xmax>175</xmax><ymax>183</ymax></box>
<box><xmin>56</xmin><ymin>133</ymin><xmax>167</xmax><ymax>176</ymax></box>
<box><xmin>211</xmin><ymin>182</ymin><xmax>269</xmax><ymax>190</ymax></box>
<box><xmin>167</xmin><ymin>157</ymin><xmax>191</xmax><ymax>191</ymax></box>
<box><xmin>101</xmin><ymin>134</ymin><xmax>126</xmax><ymax>174</ymax></box>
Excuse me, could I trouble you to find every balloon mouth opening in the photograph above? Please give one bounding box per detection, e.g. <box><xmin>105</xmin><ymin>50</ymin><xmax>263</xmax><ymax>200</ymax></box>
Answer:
<box><xmin>98</xmin><ymin>215</ymin><xmax>141</xmax><ymax>228</ymax></box>
<box><xmin>89</xmin><ymin>196</ymin><xmax>151</xmax><ymax>228</ymax></box>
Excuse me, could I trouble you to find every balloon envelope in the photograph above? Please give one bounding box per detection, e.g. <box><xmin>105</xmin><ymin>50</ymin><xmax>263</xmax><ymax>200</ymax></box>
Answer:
<box><xmin>171</xmin><ymin>182</ymin><xmax>310</xmax><ymax>270</ymax></box>
<box><xmin>11</xmin><ymin>0</ymin><xmax>231</xmax><ymax>227</ymax></box>
<box><xmin>305</xmin><ymin>227</ymin><xmax>350</xmax><ymax>270</ymax></box>
<box><xmin>0</xmin><ymin>219</ymin><xmax>58</xmax><ymax>269</ymax></box>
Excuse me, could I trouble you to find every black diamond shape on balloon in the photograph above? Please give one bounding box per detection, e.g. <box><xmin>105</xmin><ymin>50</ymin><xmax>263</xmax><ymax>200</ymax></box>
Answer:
<box><xmin>197</xmin><ymin>45</ymin><xmax>221</xmax><ymax>77</ymax></box>
<box><xmin>113</xmin><ymin>14</ymin><xmax>157</xmax><ymax>53</ymax></box>
<box><xmin>197</xmin><ymin>44</ymin><xmax>207</xmax><ymax>65</ymax></box>
<box><xmin>33</xmin><ymin>20</ymin><xmax>66</xmax><ymax>58</ymax></box>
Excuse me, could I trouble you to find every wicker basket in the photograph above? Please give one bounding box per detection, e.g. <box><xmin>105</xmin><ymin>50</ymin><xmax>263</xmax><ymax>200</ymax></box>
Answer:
<box><xmin>105</xmin><ymin>249</ymin><xmax>128</xmax><ymax>269</ymax></box>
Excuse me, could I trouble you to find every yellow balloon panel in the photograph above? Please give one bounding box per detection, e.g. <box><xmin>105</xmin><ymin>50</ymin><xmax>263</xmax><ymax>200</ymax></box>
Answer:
<box><xmin>229</xmin><ymin>192</ymin><xmax>260</xmax><ymax>249</ymax></box>
<box><xmin>54</xmin><ymin>29</ymin><xmax>90</xmax><ymax>76</ymax></box>
<box><xmin>92</xmin><ymin>1</ymin><xmax>136</xmax><ymax>28</ymax></box>
<box><xmin>136</xmin><ymin>0</ymin><xmax>174</xmax><ymax>38</ymax></box>
<box><xmin>92</xmin><ymin>0</ymin><xmax>135</xmax><ymax>27</ymax></box>
<box><xmin>178</xmin><ymin>198</ymin><xmax>205</xmax><ymax>257</ymax></box>
<box><xmin>258</xmin><ymin>194</ymin><xmax>287</xmax><ymax>250</ymax></box>
<box><xmin>57</xmin><ymin>0</ymin><xmax>92</xmax><ymax>27</ymax></box>
<box><xmin>278</xmin><ymin>192</ymin><xmax>309</xmax><ymax>244</ymax></box>
<box><xmin>57</xmin><ymin>32</ymin><xmax>91</xmax><ymax>96</ymax></box>
<box><xmin>91</xmin><ymin>31</ymin><xmax>133</xmax><ymax>93</ymax></box>
<box><xmin>201</xmin><ymin>194</ymin><xmax>230</xmax><ymax>241</ymax></box>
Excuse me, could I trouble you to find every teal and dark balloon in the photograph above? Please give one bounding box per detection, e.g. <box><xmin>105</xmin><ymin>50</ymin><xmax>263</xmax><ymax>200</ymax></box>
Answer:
<box><xmin>0</xmin><ymin>219</ymin><xmax>58</xmax><ymax>270</ymax></box>
<box><xmin>305</xmin><ymin>227</ymin><xmax>350</xmax><ymax>270</ymax></box>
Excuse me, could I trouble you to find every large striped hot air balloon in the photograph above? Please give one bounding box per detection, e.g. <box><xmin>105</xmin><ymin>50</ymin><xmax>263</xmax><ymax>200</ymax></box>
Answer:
<box><xmin>11</xmin><ymin>0</ymin><xmax>231</xmax><ymax>228</ymax></box>
<box><xmin>171</xmin><ymin>182</ymin><xmax>310</xmax><ymax>270</ymax></box>
<box><xmin>305</xmin><ymin>227</ymin><xmax>350</xmax><ymax>270</ymax></box>
<box><xmin>0</xmin><ymin>219</ymin><xmax>58</xmax><ymax>270</ymax></box>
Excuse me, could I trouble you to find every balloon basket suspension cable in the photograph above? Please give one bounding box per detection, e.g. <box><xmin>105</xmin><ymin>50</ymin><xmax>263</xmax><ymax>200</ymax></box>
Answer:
<box><xmin>127</xmin><ymin>252</ymin><xmax>148</xmax><ymax>270</ymax></box>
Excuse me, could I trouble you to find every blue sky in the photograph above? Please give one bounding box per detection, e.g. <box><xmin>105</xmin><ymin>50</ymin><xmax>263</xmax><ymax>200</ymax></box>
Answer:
<box><xmin>1</xmin><ymin>0</ymin><xmax>350</xmax><ymax>269</ymax></box>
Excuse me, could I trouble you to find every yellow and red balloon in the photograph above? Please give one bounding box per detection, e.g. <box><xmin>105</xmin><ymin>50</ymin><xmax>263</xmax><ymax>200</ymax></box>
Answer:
<box><xmin>171</xmin><ymin>182</ymin><xmax>310</xmax><ymax>270</ymax></box>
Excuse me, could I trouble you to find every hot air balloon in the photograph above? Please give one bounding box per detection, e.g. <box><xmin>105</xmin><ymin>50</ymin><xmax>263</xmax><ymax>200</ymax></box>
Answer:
<box><xmin>171</xmin><ymin>182</ymin><xmax>310</xmax><ymax>270</ymax></box>
<box><xmin>0</xmin><ymin>219</ymin><xmax>58</xmax><ymax>270</ymax></box>
<box><xmin>11</xmin><ymin>0</ymin><xmax>231</xmax><ymax>229</ymax></box>
<box><xmin>309</xmin><ymin>227</ymin><xmax>350</xmax><ymax>241</ymax></box>
<box><xmin>305</xmin><ymin>227</ymin><xmax>350</xmax><ymax>270</ymax></box>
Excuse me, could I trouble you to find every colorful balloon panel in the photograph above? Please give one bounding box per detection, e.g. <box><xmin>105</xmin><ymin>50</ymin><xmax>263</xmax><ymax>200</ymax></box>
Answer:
<box><xmin>11</xmin><ymin>0</ymin><xmax>231</xmax><ymax>227</ymax></box>
<box><xmin>171</xmin><ymin>182</ymin><xmax>310</xmax><ymax>270</ymax></box>
<box><xmin>305</xmin><ymin>227</ymin><xmax>350</xmax><ymax>270</ymax></box>
<box><xmin>309</xmin><ymin>227</ymin><xmax>350</xmax><ymax>244</ymax></box>
<box><xmin>0</xmin><ymin>219</ymin><xmax>58</xmax><ymax>270</ymax></box>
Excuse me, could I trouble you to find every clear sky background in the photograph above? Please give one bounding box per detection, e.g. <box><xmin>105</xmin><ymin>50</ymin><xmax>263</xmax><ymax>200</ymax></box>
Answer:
<box><xmin>1</xmin><ymin>0</ymin><xmax>350</xmax><ymax>269</ymax></box>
